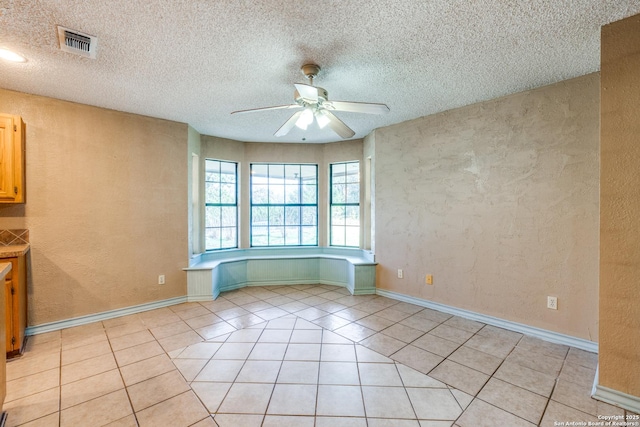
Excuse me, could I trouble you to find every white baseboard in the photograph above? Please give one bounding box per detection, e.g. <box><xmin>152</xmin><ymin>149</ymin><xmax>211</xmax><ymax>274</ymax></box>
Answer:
<box><xmin>25</xmin><ymin>296</ymin><xmax>187</xmax><ymax>336</ymax></box>
<box><xmin>593</xmin><ymin>382</ymin><xmax>640</xmax><ymax>414</ymax></box>
<box><xmin>376</xmin><ymin>288</ymin><xmax>598</xmax><ymax>353</ymax></box>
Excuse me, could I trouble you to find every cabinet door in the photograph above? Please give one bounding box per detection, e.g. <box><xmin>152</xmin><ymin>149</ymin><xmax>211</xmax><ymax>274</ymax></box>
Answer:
<box><xmin>0</xmin><ymin>115</ymin><xmax>16</xmax><ymax>201</ymax></box>
<box><xmin>4</xmin><ymin>275</ymin><xmax>13</xmax><ymax>353</ymax></box>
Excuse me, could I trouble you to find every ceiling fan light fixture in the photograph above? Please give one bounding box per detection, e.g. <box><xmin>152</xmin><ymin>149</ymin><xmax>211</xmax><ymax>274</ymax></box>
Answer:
<box><xmin>0</xmin><ymin>48</ymin><xmax>26</xmax><ymax>62</ymax></box>
<box><xmin>315</xmin><ymin>110</ymin><xmax>330</xmax><ymax>129</ymax></box>
<box><xmin>295</xmin><ymin>108</ymin><xmax>314</xmax><ymax>129</ymax></box>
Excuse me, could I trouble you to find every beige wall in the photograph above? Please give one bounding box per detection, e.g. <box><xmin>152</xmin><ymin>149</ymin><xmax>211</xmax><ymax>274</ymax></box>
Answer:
<box><xmin>373</xmin><ymin>74</ymin><xmax>600</xmax><ymax>340</ymax></box>
<box><xmin>0</xmin><ymin>89</ymin><xmax>189</xmax><ymax>325</ymax></box>
<box><xmin>599</xmin><ymin>14</ymin><xmax>640</xmax><ymax>397</ymax></box>
<box><xmin>200</xmin><ymin>137</ymin><xmax>364</xmax><ymax>249</ymax></box>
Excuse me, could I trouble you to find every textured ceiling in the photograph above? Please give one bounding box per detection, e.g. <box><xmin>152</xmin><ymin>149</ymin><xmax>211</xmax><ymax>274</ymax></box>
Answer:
<box><xmin>1</xmin><ymin>1</ymin><xmax>639</xmax><ymax>143</ymax></box>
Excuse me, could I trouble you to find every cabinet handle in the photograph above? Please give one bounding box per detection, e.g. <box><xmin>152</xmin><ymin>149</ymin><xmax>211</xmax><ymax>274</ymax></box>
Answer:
<box><xmin>14</xmin><ymin>186</ymin><xmax>17</xmax><ymax>194</ymax></box>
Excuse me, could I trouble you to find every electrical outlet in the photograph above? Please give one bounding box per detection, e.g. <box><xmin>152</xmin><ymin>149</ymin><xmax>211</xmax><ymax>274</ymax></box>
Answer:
<box><xmin>425</xmin><ymin>274</ymin><xmax>433</xmax><ymax>285</ymax></box>
<box><xmin>547</xmin><ymin>296</ymin><xmax>557</xmax><ymax>310</ymax></box>
<box><xmin>397</xmin><ymin>269</ymin><xmax>403</xmax><ymax>279</ymax></box>
<box><xmin>158</xmin><ymin>275</ymin><xmax>165</xmax><ymax>285</ymax></box>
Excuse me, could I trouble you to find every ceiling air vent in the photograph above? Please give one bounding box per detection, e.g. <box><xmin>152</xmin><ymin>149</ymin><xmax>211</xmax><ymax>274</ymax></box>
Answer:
<box><xmin>57</xmin><ymin>26</ymin><xmax>97</xmax><ymax>59</ymax></box>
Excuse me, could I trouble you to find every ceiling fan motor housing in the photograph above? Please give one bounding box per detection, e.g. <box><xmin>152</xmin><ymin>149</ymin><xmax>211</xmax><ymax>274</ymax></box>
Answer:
<box><xmin>295</xmin><ymin>86</ymin><xmax>328</xmax><ymax>105</ymax></box>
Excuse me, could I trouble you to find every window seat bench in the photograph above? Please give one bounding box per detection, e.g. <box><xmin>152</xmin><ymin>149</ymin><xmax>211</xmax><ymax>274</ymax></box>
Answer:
<box><xmin>184</xmin><ymin>247</ymin><xmax>377</xmax><ymax>301</ymax></box>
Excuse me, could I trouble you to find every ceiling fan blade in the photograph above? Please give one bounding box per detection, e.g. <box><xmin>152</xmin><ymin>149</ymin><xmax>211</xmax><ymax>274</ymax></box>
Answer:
<box><xmin>325</xmin><ymin>100</ymin><xmax>390</xmax><ymax>114</ymax></box>
<box><xmin>324</xmin><ymin>111</ymin><xmax>356</xmax><ymax>139</ymax></box>
<box><xmin>274</xmin><ymin>111</ymin><xmax>304</xmax><ymax>137</ymax></box>
<box><xmin>294</xmin><ymin>83</ymin><xmax>318</xmax><ymax>102</ymax></box>
<box><xmin>231</xmin><ymin>104</ymin><xmax>301</xmax><ymax>115</ymax></box>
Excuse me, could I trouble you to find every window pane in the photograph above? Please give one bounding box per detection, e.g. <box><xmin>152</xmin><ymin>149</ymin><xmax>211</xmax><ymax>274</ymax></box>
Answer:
<box><xmin>346</xmin><ymin>183</ymin><xmax>359</xmax><ymax>204</ymax></box>
<box><xmin>269</xmin><ymin>206</ymin><xmax>284</xmax><ymax>226</ymax></box>
<box><xmin>346</xmin><ymin>162</ymin><xmax>359</xmax><ymax>183</ymax></box>
<box><xmin>331</xmin><ymin>226</ymin><xmax>345</xmax><ymax>246</ymax></box>
<box><xmin>332</xmin><ymin>184</ymin><xmax>346</xmax><ymax>203</ymax></box>
<box><xmin>285</xmin><ymin>207</ymin><xmax>300</xmax><ymax>225</ymax></box>
<box><xmin>332</xmin><ymin>206</ymin><xmax>346</xmax><ymax>225</ymax></box>
<box><xmin>285</xmin><ymin>227</ymin><xmax>300</xmax><ymax>245</ymax></box>
<box><xmin>220</xmin><ymin>184</ymin><xmax>236</xmax><ymax>204</ymax></box>
<box><xmin>346</xmin><ymin>206</ymin><xmax>359</xmax><ymax>225</ymax></box>
<box><xmin>345</xmin><ymin>226</ymin><xmax>360</xmax><ymax>247</ymax></box>
<box><xmin>252</xmin><ymin>184</ymin><xmax>268</xmax><ymax>204</ymax></box>
<box><xmin>332</xmin><ymin>163</ymin><xmax>346</xmax><ymax>184</ymax></box>
<box><xmin>250</xmin><ymin>163</ymin><xmax>318</xmax><ymax>247</ymax></box>
<box><xmin>205</xmin><ymin>160</ymin><xmax>238</xmax><ymax>251</ymax></box>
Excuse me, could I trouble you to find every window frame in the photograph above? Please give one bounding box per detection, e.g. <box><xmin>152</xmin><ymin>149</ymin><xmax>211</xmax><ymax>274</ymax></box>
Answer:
<box><xmin>250</xmin><ymin>163</ymin><xmax>319</xmax><ymax>247</ymax></box>
<box><xmin>329</xmin><ymin>161</ymin><xmax>361</xmax><ymax>248</ymax></box>
<box><xmin>204</xmin><ymin>159</ymin><xmax>239</xmax><ymax>251</ymax></box>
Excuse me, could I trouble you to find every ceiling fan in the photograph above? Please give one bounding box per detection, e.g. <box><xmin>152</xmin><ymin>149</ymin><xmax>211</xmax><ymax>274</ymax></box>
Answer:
<box><xmin>231</xmin><ymin>64</ymin><xmax>389</xmax><ymax>139</ymax></box>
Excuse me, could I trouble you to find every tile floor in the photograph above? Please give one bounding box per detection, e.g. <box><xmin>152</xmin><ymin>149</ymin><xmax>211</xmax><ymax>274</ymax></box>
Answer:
<box><xmin>3</xmin><ymin>284</ymin><xmax>637</xmax><ymax>426</ymax></box>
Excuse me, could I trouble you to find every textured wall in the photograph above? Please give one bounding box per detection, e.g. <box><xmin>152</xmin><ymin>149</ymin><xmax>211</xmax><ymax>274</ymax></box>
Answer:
<box><xmin>599</xmin><ymin>14</ymin><xmax>640</xmax><ymax>397</ymax></box>
<box><xmin>0</xmin><ymin>89</ymin><xmax>189</xmax><ymax>325</ymax></box>
<box><xmin>373</xmin><ymin>74</ymin><xmax>600</xmax><ymax>340</ymax></box>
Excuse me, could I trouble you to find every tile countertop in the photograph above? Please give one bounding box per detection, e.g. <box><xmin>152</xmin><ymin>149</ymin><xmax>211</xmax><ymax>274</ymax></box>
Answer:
<box><xmin>0</xmin><ymin>244</ymin><xmax>30</xmax><ymax>258</ymax></box>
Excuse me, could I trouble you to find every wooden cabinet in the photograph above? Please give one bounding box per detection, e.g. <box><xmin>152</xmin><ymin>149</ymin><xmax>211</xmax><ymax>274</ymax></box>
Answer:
<box><xmin>4</xmin><ymin>257</ymin><xmax>26</xmax><ymax>357</ymax></box>
<box><xmin>0</xmin><ymin>114</ymin><xmax>25</xmax><ymax>204</ymax></box>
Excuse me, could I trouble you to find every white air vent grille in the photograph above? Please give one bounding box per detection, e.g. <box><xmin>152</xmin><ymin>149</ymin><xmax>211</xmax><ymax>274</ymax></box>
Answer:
<box><xmin>57</xmin><ymin>26</ymin><xmax>97</xmax><ymax>59</ymax></box>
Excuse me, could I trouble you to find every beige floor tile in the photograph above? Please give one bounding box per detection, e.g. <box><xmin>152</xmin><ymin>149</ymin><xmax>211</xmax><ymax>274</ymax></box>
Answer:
<box><xmin>174</xmin><ymin>304</ymin><xmax>211</xmax><ymax>320</ymax></box>
<box><xmin>321</xmin><ymin>344</ymin><xmax>357</xmax><ymax>362</ymax></box>
<box><xmin>136</xmin><ymin>390</ymin><xmax>210</xmax><ymax>427</ymax></box>
<box><xmin>61</xmin><ymin>330</ymin><xmax>108</xmax><ymax>351</ymax></box>
<box><xmin>355</xmin><ymin>345</ymin><xmax>394</xmax><ymax>363</ymax></box>
<box><xmin>6</xmin><ymin>352</ymin><xmax>60</xmax><ymax>381</ymax></box>
<box><xmin>215</xmin><ymin>307</ymin><xmax>251</xmax><ymax>320</ymax></box>
<box><xmin>199</xmin><ymin>299</ymin><xmax>237</xmax><ymax>313</ymax></box>
<box><xmin>118</xmin><ymin>354</ymin><xmax>175</xmax><ymax>386</ymax></box>
<box><xmin>362</xmin><ymin>386</ymin><xmax>416</xmax><ymax>418</ymax></box>
<box><xmin>396</xmin><ymin>364</ymin><xmax>447</xmax><ymax>388</ymax></box>
<box><xmin>61</xmin><ymin>323</ymin><xmax>105</xmax><ymax>339</ymax></box>
<box><xmin>448</xmin><ymin>345</ymin><xmax>503</xmax><ymax>375</ymax></box>
<box><xmin>429</xmin><ymin>360</ymin><xmax>489</xmax><ymax>395</ymax></box>
<box><xmin>284</xmin><ymin>343</ymin><xmax>321</xmax><ymax>361</ymax></box>
<box><xmin>295</xmin><ymin>307</ymin><xmax>329</xmax><ymax>321</ymax></box>
<box><xmin>212</xmin><ymin>342</ymin><xmax>255</xmax><ymax>359</ymax></box>
<box><xmin>61</xmin><ymin>340</ymin><xmax>112</xmax><ymax>365</ymax></box>
<box><xmin>185</xmin><ymin>313</ymin><xmax>223</xmax><ymax>329</ymax></box>
<box><xmin>316</xmin><ymin>385</ymin><xmax>365</xmax><ymax>417</ymax></box>
<box><xmin>61</xmin><ymin>353</ymin><xmax>118</xmax><ymax>385</ymax></box>
<box><xmin>478</xmin><ymin>378</ymin><xmax>547</xmax><ymax>424</ymax></box>
<box><xmin>475</xmin><ymin>325</ymin><xmax>523</xmax><ymax>344</ymax></box>
<box><xmin>114</xmin><ymin>340</ymin><xmax>164</xmax><ymax>367</ymax></box>
<box><xmin>194</xmin><ymin>359</ymin><xmax>244</xmax><ymax>382</ymax></box>
<box><xmin>6</xmin><ymin>368</ymin><xmax>60</xmax><ymax>403</ymax></box>
<box><xmin>406</xmin><ymin>388</ymin><xmax>462</xmax><ymax>420</ymax></box>
<box><xmin>412</xmin><ymin>333</ymin><xmax>459</xmax><ymax>357</ymax></box>
<box><xmin>442</xmin><ymin>316</ymin><xmax>485</xmax><ymax>333</ymax></box>
<box><xmin>16</xmin><ymin>412</ymin><xmax>60</xmax><ymax>427</ymax></box>
<box><xmin>369</xmin><ymin>419</ymin><xmax>421</xmax><ymax>427</ymax></box>
<box><xmin>493</xmin><ymin>359</ymin><xmax>556</xmax><ymax>397</ymax></box>
<box><xmin>227</xmin><ymin>313</ymin><xmax>267</xmax><ymax>329</ymax></box>
<box><xmin>105</xmin><ymin>414</ymin><xmax>139</xmax><ymax>426</ymax></box>
<box><xmin>450</xmin><ymin>388</ymin><xmax>474</xmax><ymax>409</ymax></box>
<box><xmin>312</xmin><ymin>314</ymin><xmax>353</xmax><ymax>331</ymax></box>
<box><xmin>248</xmin><ymin>343</ymin><xmax>288</xmax><ymax>360</ymax></box>
<box><xmin>319</xmin><ymin>361</ymin><xmax>360</xmax><ymax>385</ymax></box>
<box><xmin>265</xmin><ymin>317</ymin><xmax>296</xmax><ymax>329</ymax></box>
<box><xmin>218</xmin><ymin>382</ymin><xmax>274</xmax><ymax>414</ymax></box>
<box><xmin>457</xmin><ymin>399</ymin><xmax>535</xmax><ymax>427</ymax></box>
<box><xmin>360</xmin><ymin>332</ymin><xmax>408</xmax><ymax>357</ymax></box>
<box><xmin>356</xmin><ymin>315</ymin><xmax>396</xmax><ymax>332</ymax></box>
<box><xmin>413</xmin><ymin>308</ymin><xmax>452</xmax><ymax>323</ymax></box>
<box><xmin>375</xmin><ymin>307</ymin><xmax>413</xmax><ymax>322</ymax></box>
<box><xmin>174</xmin><ymin>342</ymin><xmax>222</xmax><ymax>359</ymax></box>
<box><xmin>381</xmin><ymin>323</ymin><xmax>425</xmax><ymax>343</ymax></box>
<box><xmin>558</xmin><ymin>361</ymin><xmax>597</xmax><ymax>388</ymax></box>
<box><xmin>277</xmin><ymin>361</ymin><xmax>319</xmax><ymax>384</ymax></box>
<box><xmin>517</xmin><ymin>336</ymin><xmax>569</xmax><ymax>360</ymax></box>
<box><xmin>463</xmin><ymin>334</ymin><xmax>515</xmax><ymax>359</ymax></box>
<box><xmin>23</xmin><ymin>337</ymin><xmax>62</xmax><ymax>355</ymax></box>
<box><xmin>315</xmin><ymin>301</ymin><xmax>348</xmax><ymax>313</ymax></box>
<box><xmin>322</xmin><ymin>330</ymin><xmax>353</xmax><ymax>344</ymax></box>
<box><xmin>550</xmin><ymin>378</ymin><xmax>600</xmax><ymax>415</ymax></box>
<box><xmin>3</xmin><ymin>387</ymin><xmax>59</xmax><ymax>427</ymax></box>
<box><xmin>279</xmin><ymin>301</ymin><xmax>311</xmax><ymax>313</ymax></box>
<box><xmin>539</xmin><ymin>400</ymin><xmax>599</xmax><ymax>427</ymax></box>
<box><xmin>158</xmin><ymin>330</ymin><xmax>203</xmax><ymax>352</ymax></box>
<box><xmin>195</xmin><ymin>322</ymin><xmax>237</xmax><ymax>340</ymax></box>
<box><xmin>236</xmin><ymin>360</ymin><xmax>282</xmax><ymax>383</ymax></box>
<box><xmin>149</xmin><ymin>320</ymin><xmax>192</xmax><ymax>340</ymax></box>
<box><xmin>565</xmin><ymin>347</ymin><xmax>598</xmax><ymax>370</ymax></box>
<box><xmin>263</xmin><ymin>415</ymin><xmax>315</xmax><ymax>427</ymax></box>
<box><xmin>213</xmin><ymin>414</ymin><xmax>263</xmax><ymax>427</ymax></box>
<box><xmin>255</xmin><ymin>307</ymin><xmax>289</xmax><ymax>320</ymax></box>
<box><xmin>60</xmin><ymin>389</ymin><xmax>133</xmax><ymax>427</ymax></box>
<box><xmin>359</xmin><ymin>362</ymin><xmax>403</xmax><ymax>386</ymax></box>
<box><xmin>334</xmin><ymin>323</ymin><xmax>377</xmax><ymax>342</ymax></box>
<box><xmin>391</xmin><ymin>345</ymin><xmax>444</xmax><ymax>375</ymax></box>
<box><xmin>506</xmin><ymin>347</ymin><xmax>564</xmax><ymax>376</ymax></box>
<box><xmin>429</xmin><ymin>324</ymin><xmax>474</xmax><ymax>344</ymax></box>
<box><xmin>103</xmin><ymin>321</ymin><xmax>147</xmax><ymax>340</ymax></box>
<box><xmin>173</xmin><ymin>358</ymin><xmax>208</xmax><ymax>381</ymax></box>
<box><xmin>241</xmin><ymin>301</ymin><xmax>275</xmax><ymax>313</ymax></box>
<box><xmin>226</xmin><ymin>328</ymin><xmax>263</xmax><ymax>343</ymax></box>
<box><xmin>191</xmin><ymin>382</ymin><xmax>232</xmax><ymax>413</ymax></box>
<box><xmin>267</xmin><ymin>384</ymin><xmax>317</xmax><ymax>415</ymax></box>
<box><xmin>290</xmin><ymin>329</ymin><xmax>323</xmax><ymax>343</ymax></box>
<box><xmin>258</xmin><ymin>329</ymin><xmax>292</xmax><ymax>343</ymax></box>
<box><xmin>61</xmin><ymin>369</ymin><xmax>124</xmax><ymax>409</ymax></box>
<box><xmin>399</xmin><ymin>315</ymin><xmax>440</xmax><ymax>333</ymax></box>
<box><xmin>315</xmin><ymin>417</ymin><xmax>367</xmax><ymax>427</ymax></box>
<box><xmin>108</xmin><ymin>329</ymin><xmax>155</xmax><ymax>352</ymax></box>
<box><xmin>127</xmin><ymin>369</ymin><xmax>190</xmax><ymax>411</ymax></box>
<box><xmin>334</xmin><ymin>308</ymin><xmax>370</xmax><ymax>322</ymax></box>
